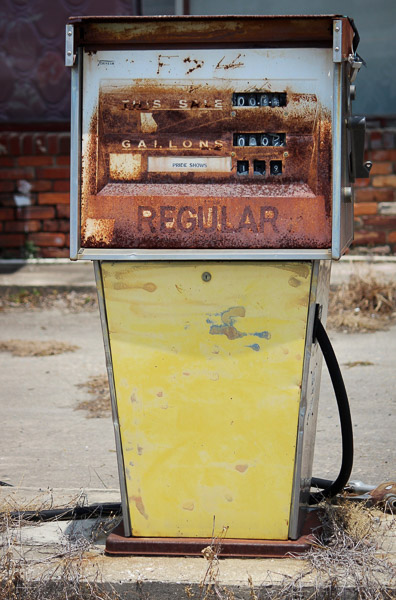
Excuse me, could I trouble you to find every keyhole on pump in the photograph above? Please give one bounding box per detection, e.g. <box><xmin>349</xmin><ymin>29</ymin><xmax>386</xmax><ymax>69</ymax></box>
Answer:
<box><xmin>202</xmin><ymin>272</ymin><xmax>212</xmax><ymax>282</ymax></box>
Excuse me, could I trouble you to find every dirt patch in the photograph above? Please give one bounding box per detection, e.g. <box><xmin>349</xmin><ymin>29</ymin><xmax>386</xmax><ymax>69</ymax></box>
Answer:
<box><xmin>328</xmin><ymin>274</ymin><xmax>396</xmax><ymax>332</ymax></box>
<box><xmin>0</xmin><ymin>340</ymin><xmax>79</xmax><ymax>357</ymax></box>
<box><xmin>0</xmin><ymin>287</ymin><xmax>97</xmax><ymax>313</ymax></box>
<box><xmin>76</xmin><ymin>375</ymin><xmax>111</xmax><ymax>418</ymax></box>
<box><xmin>344</xmin><ymin>360</ymin><xmax>375</xmax><ymax>368</ymax></box>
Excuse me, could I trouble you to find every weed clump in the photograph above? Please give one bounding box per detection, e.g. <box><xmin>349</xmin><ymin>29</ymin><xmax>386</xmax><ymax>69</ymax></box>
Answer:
<box><xmin>328</xmin><ymin>274</ymin><xmax>396</xmax><ymax>332</ymax></box>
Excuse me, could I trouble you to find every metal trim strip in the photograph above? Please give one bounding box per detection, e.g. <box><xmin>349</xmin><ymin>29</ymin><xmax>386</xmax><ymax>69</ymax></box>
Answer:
<box><xmin>288</xmin><ymin>260</ymin><xmax>317</xmax><ymax>539</ymax></box>
<box><xmin>288</xmin><ymin>260</ymin><xmax>331</xmax><ymax>539</ymax></box>
<box><xmin>332</xmin><ymin>62</ymin><xmax>343</xmax><ymax>259</ymax></box>
<box><xmin>70</xmin><ymin>48</ymin><xmax>82</xmax><ymax>261</ymax></box>
<box><xmin>94</xmin><ymin>261</ymin><xmax>132</xmax><ymax>537</ymax></box>
<box><xmin>76</xmin><ymin>249</ymin><xmax>332</xmax><ymax>261</ymax></box>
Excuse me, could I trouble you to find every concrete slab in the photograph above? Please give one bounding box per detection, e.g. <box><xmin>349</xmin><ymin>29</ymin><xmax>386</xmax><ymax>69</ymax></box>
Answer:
<box><xmin>1</xmin><ymin>488</ymin><xmax>395</xmax><ymax>600</ymax></box>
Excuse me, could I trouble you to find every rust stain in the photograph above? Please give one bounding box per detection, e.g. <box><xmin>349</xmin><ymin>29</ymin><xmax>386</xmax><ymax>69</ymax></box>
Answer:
<box><xmin>288</xmin><ymin>276</ymin><xmax>301</xmax><ymax>287</ymax></box>
<box><xmin>235</xmin><ymin>464</ymin><xmax>248</xmax><ymax>473</ymax></box>
<box><xmin>276</xmin><ymin>263</ymin><xmax>311</xmax><ymax>278</ymax></box>
<box><xmin>210</xmin><ymin>324</ymin><xmax>244</xmax><ymax>340</ymax></box>
<box><xmin>78</xmin><ymin>17</ymin><xmax>338</xmax><ymax>47</ymax></box>
<box><xmin>225</xmin><ymin>494</ymin><xmax>233</xmax><ymax>502</ymax></box>
<box><xmin>183</xmin><ymin>57</ymin><xmax>204</xmax><ymax>76</ymax></box>
<box><xmin>143</xmin><ymin>282</ymin><xmax>157</xmax><ymax>292</ymax></box>
<box><xmin>156</xmin><ymin>391</ymin><xmax>163</xmax><ymax>397</ymax></box>
<box><xmin>130</xmin><ymin>392</ymin><xmax>138</xmax><ymax>403</ymax></box>
<box><xmin>208</xmin><ymin>307</ymin><xmax>270</xmax><ymax>342</ymax></box>
<box><xmin>131</xmin><ymin>495</ymin><xmax>149</xmax><ymax>520</ymax></box>
<box><xmin>137</xmin><ymin>445</ymin><xmax>143</xmax><ymax>455</ymax></box>
<box><xmin>182</xmin><ymin>501</ymin><xmax>195</xmax><ymax>511</ymax></box>
<box><xmin>215</xmin><ymin>53</ymin><xmax>244</xmax><ymax>70</ymax></box>
<box><xmin>81</xmin><ymin>77</ymin><xmax>332</xmax><ymax>250</ymax></box>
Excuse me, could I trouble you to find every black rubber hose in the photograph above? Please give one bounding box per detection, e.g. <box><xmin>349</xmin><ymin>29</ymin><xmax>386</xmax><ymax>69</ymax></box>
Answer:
<box><xmin>309</xmin><ymin>316</ymin><xmax>354</xmax><ymax>504</ymax></box>
<box><xmin>2</xmin><ymin>502</ymin><xmax>122</xmax><ymax>522</ymax></box>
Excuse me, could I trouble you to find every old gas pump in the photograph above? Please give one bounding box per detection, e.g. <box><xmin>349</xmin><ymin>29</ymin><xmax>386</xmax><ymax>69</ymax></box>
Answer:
<box><xmin>67</xmin><ymin>15</ymin><xmax>369</xmax><ymax>556</ymax></box>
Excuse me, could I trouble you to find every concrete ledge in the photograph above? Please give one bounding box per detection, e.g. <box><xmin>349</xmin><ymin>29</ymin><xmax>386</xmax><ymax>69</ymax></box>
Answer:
<box><xmin>1</xmin><ymin>487</ymin><xmax>395</xmax><ymax>600</ymax></box>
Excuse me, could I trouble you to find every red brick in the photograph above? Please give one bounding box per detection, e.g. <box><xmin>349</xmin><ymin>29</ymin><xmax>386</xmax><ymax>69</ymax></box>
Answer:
<box><xmin>28</xmin><ymin>232</ymin><xmax>66</xmax><ymax>247</ymax></box>
<box><xmin>388</xmin><ymin>231</ymin><xmax>396</xmax><ymax>243</ymax></box>
<box><xmin>0</xmin><ymin>208</ymin><xmax>15</xmax><ymax>220</ymax></box>
<box><xmin>355</xmin><ymin>188</ymin><xmax>394</xmax><ymax>203</ymax></box>
<box><xmin>21</xmin><ymin>133</ymin><xmax>34</xmax><ymax>155</ymax></box>
<box><xmin>4</xmin><ymin>220</ymin><xmax>41</xmax><ymax>233</ymax></box>
<box><xmin>53</xmin><ymin>180</ymin><xmax>70</xmax><ymax>192</ymax></box>
<box><xmin>362</xmin><ymin>215</ymin><xmax>396</xmax><ymax>229</ymax></box>
<box><xmin>372</xmin><ymin>175</ymin><xmax>396</xmax><ymax>188</ymax></box>
<box><xmin>40</xmin><ymin>247</ymin><xmax>70</xmax><ymax>258</ymax></box>
<box><xmin>0</xmin><ymin>157</ymin><xmax>15</xmax><ymax>167</ymax></box>
<box><xmin>17</xmin><ymin>156</ymin><xmax>53</xmax><ymax>167</ymax></box>
<box><xmin>47</xmin><ymin>134</ymin><xmax>59</xmax><ymax>155</ymax></box>
<box><xmin>43</xmin><ymin>219</ymin><xmax>69</xmax><ymax>233</ymax></box>
<box><xmin>0</xmin><ymin>168</ymin><xmax>34</xmax><ymax>180</ymax></box>
<box><xmin>369</xmin><ymin>162</ymin><xmax>393</xmax><ymax>176</ymax></box>
<box><xmin>31</xmin><ymin>180</ymin><xmax>52</xmax><ymax>192</ymax></box>
<box><xmin>354</xmin><ymin>177</ymin><xmax>370</xmax><ymax>188</ymax></box>
<box><xmin>8</xmin><ymin>134</ymin><xmax>21</xmax><ymax>155</ymax></box>
<box><xmin>369</xmin><ymin>149</ymin><xmax>396</xmax><ymax>162</ymax></box>
<box><xmin>0</xmin><ymin>181</ymin><xmax>15</xmax><ymax>192</ymax></box>
<box><xmin>56</xmin><ymin>155</ymin><xmax>70</xmax><ymax>166</ymax></box>
<box><xmin>0</xmin><ymin>233</ymin><xmax>25</xmax><ymax>247</ymax></box>
<box><xmin>38</xmin><ymin>192</ymin><xmax>69</xmax><ymax>205</ymax></box>
<box><xmin>36</xmin><ymin>167</ymin><xmax>70</xmax><ymax>179</ymax></box>
<box><xmin>56</xmin><ymin>204</ymin><xmax>70</xmax><ymax>218</ymax></box>
<box><xmin>58</xmin><ymin>134</ymin><xmax>70</xmax><ymax>154</ymax></box>
<box><xmin>16</xmin><ymin>206</ymin><xmax>55</xmax><ymax>220</ymax></box>
<box><xmin>353</xmin><ymin>231</ymin><xmax>386</xmax><ymax>245</ymax></box>
<box><xmin>354</xmin><ymin>203</ymin><xmax>377</xmax><ymax>216</ymax></box>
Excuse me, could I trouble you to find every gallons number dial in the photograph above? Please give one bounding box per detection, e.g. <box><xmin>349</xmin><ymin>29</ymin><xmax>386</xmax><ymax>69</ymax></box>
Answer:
<box><xmin>234</xmin><ymin>133</ymin><xmax>286</xmax><ymax>147</ymax></box>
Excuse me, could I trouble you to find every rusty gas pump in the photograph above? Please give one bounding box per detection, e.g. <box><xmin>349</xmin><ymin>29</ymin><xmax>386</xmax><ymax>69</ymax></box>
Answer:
<box><xmin>67</xmin><ymin>15</ymin><xmax>368</xmax><ymax>556</ymax></box>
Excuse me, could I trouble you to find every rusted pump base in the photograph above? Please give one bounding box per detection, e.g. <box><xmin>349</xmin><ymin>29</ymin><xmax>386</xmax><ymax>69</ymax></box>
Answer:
<box><xmin>106</xmin><ymin>511</ymin><xmax>321</xmax><ymax>558</ymax></box>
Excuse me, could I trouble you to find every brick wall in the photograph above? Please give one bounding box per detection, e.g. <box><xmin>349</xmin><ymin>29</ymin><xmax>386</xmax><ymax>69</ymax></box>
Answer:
<box><xmin>1</xmin><ymin>120</ymin><xmax>396</xmax><ymax>258</ymax></box>
<box><xmin>353</xmin><ymin>117</ymin><xmax>396</xmax><ymax>254</ymax></box>
<box><xmin>0</xmin><ymin>130</ymin><xmax>70</xmax><ymax>258</ymax></box>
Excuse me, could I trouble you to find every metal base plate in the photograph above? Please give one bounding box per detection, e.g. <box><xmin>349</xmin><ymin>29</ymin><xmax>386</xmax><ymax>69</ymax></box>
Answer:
<box><xmin>105</xmin><ymin>511</ymin><xmax>321</xmax><ymax>558</ymax></box>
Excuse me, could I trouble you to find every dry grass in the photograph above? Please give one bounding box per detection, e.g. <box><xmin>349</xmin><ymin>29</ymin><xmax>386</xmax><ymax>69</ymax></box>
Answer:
<box><xmin>1</xmin><ymin>496</ymin><xmax>395</xmax><ymax>599</ymax></box>
<box><xmin>328</xmin><ymin>275</ymin><xmax>396</xmax><ymax>332</ymax></box>
<box><xmin>0</xmin><ymin>492</ymin><xmax>121</xmax><ymax>600</ymax></box>
<box><xmin>76</xmin><ymin>376</ymin><xmax>112</xmax><ymax>418</ymax></box>
<box><xmin>185</xmin><ymin>503</ymin><xmax>396</xmax><ymax>600</ymax></box>
<box><xmin>0</xmin><ymin>339</ymin><xmax>79</xmax><ymax>357</ymax></box>
<box><xmin>0</xmin><ymin>288</ymin><xmax>97</xmax><ymax>313</ymax></box>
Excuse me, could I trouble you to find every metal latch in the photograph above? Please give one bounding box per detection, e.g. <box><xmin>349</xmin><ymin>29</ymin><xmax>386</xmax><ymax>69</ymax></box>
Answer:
<box><xmin>348</xmin><ymin>53</ymin><xmax>363</xmax><ymax>83</ymax></box>
<box><xmin>348</xmin><ymin>116</ymin><xmax>372</xmax><ymax>181</ymax></box>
